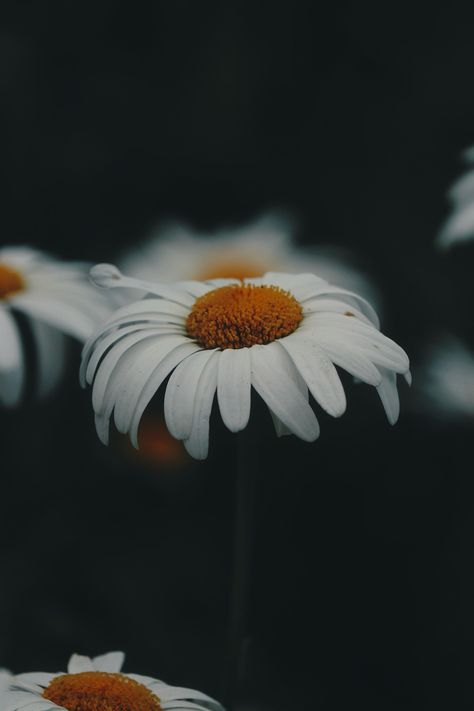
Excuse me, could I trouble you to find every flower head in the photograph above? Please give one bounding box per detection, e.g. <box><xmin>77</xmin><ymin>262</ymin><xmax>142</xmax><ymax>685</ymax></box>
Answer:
<box><xmin>82</xmin><ymin>265</ymin><xmax>410</xmax><ymax>460</ymax></box>
<box><xmin>2</xmin><ymin>651</ymin><xmax>224</xmax><ymax>711</ymax></box>
<box><xmin>0</xmin><ymin>247</ymin><xmax>114</xmax><ymax>407</ymax></box>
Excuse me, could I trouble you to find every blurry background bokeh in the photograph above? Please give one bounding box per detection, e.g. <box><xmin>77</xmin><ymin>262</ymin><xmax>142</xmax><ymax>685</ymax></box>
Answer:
<box><xmin>2</xmin><ymin>3</ymin><xmax>474</xmax><ymax>710</ymax></box>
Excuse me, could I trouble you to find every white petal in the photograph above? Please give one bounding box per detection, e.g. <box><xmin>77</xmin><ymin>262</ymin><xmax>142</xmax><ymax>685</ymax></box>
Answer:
<box><xmin>268</xmin><ymin>359</ymin><xmax>310</xmax><ymax>437</ymax></box>
<box><xmin>0</xmin><ymin>307</ymin><xmax>24</xmax><ymax>407</ymax></box>
<box><xmin>280</xmin><ymin>335</ymin><xmax>346</xmax><ymax>417</ymax></box>
<box><xmin>260</xmin><ymin>271</ymin><xmax>326</xmax><ymax>297</ymax></box>
<box><xmin>68</xmin><ymin>654</ymin><xmax>95</xmax><ymax>673</ymax></box>
<box><xmin>13</xmin><ymin>673</ymin><xmax>55</xmax><ymax>689</ymax></box>
<box><xmin>90</xmin><ymin>264</ymin><xmax>195</xmax><ymax>307</ymax></box>
<box><xmin>437</xmin><ymin>201</ymin><xmax>474</xmax><ymax>249</ymax></box>
<box><xmin>12</xmin><ymin>293</ymin><xmax>98</xmax><ymax>341</ymax></box>
<box><xmin>311</xmin><ymin>335</ymin><xmax>382</xmax><ymax>386</ymax></box>
<box><xmin>301</xmin><ymin>298</ymin><xmax>373</xmax><ymax>326</ymax></box>
<box><xmin>113</xmin><ymin>335</ymin><xmax>193</xmax><ymax>433</ymax></box>
<box><xmin>29</xmin><ymin>320</ymin><xmax>66</xmax><ymax>398</ymax></box>
<box><xmin>92</xmin><ymin>331</ymin><xmax>167</xmax><ymax>413</ymax></box>
<box><xmin>376</xmin><ymin>368</ymin><xmax>400</xmax><ymax>424</ymax></box>
<box><xmin>92</xmin><ymin>651</ymin><xmax>125</xmax><ymax>673</ymax></box>
<box><xmin>129</xmin><ymin>342</ymin><xmax>203</xmax><ymax>448</ymax></box>
<box><xmin>217</xmin><ymin>348</ymin><xmax>251</xmax><ymax>432</ymax></box>
<box><xmin>164</xmin><ymin>350</ymin><xmax>216</xmax><ymax>440</ymax></box>
<box><xmin>250</xmin><ymin>342</ymin><xmax>319</xmax><ymax>441</ymax></box>
<box><xmin>183</xmin><ymin>351</ymin><xmax>219</xmax><ymax>459</ymax></box>
<box><xmin>302</xmin><ymin>286</ymin><xmax>380</xmax><ymax>327</ymax></box>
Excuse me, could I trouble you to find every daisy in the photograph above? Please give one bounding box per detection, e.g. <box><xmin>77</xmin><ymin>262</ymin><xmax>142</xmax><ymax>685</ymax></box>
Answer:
<box><xmin>81</xmin><ymin>264</ymin><xmax>410</xmax><ymax>460</ymax></box>
<box><xmin>0</xmin><ymin>246</ymin><xmax>114</xmax><ymax>407</ymax></box>
<box><xmin>437</xmin><ymin>146</ymin><xmax>474</xmax><ymax>248</ymax></box>
<box><xmin>1</xmin><ymin>650</ymin><xmax>225</xmax><ymax>711</ymax></box>
<box><xmin>119</xmin><ymin>212</ymin><xmax>380</xmax><ymax>308</ymax></box>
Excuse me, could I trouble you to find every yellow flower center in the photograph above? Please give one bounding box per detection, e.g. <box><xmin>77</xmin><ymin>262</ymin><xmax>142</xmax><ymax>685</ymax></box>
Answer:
<box><xmin>195</xmin><ymin>258</ymin><xmax>265</xmax><ymax>281</ymax></box>
<box><xmin>186</xmin><ymin>283</ymin><xmax>303</xmax><ymax>349</ymax></box>
<box><xmin>42</xmin><ymin>671</ymin><xmax>162</xmax><ymax>711</ymax></box>
<box><xmin>0</xmin><ymin>263</ymin><xmax>24</xmax><ymax>299</ymax></box>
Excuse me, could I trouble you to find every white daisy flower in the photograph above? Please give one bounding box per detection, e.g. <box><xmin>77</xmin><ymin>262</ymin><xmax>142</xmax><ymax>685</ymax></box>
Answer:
<box><xmin>2</xmin><ymin>650</ymin><xmax>225</xmax><ymax>711</ymax></box>
<box><xmin>119</xmin><ymin>212</ymin><xmax>380</xmax><ymax>308</ymax></box>
<box><xmin>0</xmin><ymin>246</ymin><xmax>114</xmax><ymax>407</ymax></box>
<box><xmin>416</xmin><ymin>335</ymin><xmax>474</xmax><ymax>419</ymax></box>
<box><xmin>437</xmin><ymin>146</ymin><xmax>474</xmax><ymax>249</ymax></box>
<box><xmin>81</xmin><ymin>264</ymin><xmax>410</xmax><ymax>460</ymax></box>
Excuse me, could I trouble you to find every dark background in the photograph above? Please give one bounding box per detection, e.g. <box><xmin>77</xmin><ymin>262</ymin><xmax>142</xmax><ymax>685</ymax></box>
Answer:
<box><xmin>1</xmin><ymin>2</ymin><xmax>474</xmax><ymax>710</ymax></box>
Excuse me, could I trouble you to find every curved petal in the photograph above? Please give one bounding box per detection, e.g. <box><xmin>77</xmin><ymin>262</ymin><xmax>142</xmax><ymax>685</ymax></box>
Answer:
<box><xmin>0</xmin><ymin>308</ymin><xmax>24</xmax><ymax>407</ymax></box>
<box><xmin>183</xmin><ymin>351</ymin><xmax>219</xmax><ymax>459</ymax></box>
<box><xmin>12</xmin><ymin>293</ymin><xmax>98</xmax><ymax>342</ymax></box>
<box><xmin>29</xmin><ymin>320</ymin><xmax>66</xmax><ymax>398</ymax></box>
<box><xmin>217</xmin><ymin>347</ymin><xmax>251</xmax><ymax>432</ymax></box>
<box><xmin>279</xmin><ymin>335</ymin><xmax>346</xmax><ymax>417</ymax></box>
<box><xmin>113</xmin><ymin>335</ymin><xmax>193</xmax><ymax>434</ymax></box>
<box><xmin>164</xmin><ymin>349</ymin><xmax>217</xmax><ymax>440</ymax></box>
<box><xmin>250</xmin><ymin>342</ymin><xmax>319</xmax><ymax>442</ymax></box>
<box><xmin>376</xmin><ymin>367</ymin><xmax>400</xmax><ymax>424</ymax></box>
<box><xmin>302</xmin><ymin>286</ymin><xmax>379</xmax><ymax>327</ymax></box>
<box><xmin>129</xmin><ymin>342</ymin><xmax>203</xmax><ymax>448</ymax></box>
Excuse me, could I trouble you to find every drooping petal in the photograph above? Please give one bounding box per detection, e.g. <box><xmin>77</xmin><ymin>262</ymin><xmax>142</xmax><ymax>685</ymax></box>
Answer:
<box><xmin>129</xmin><ymin>342</ymin><xmax>203</xmax><ymax>448</ymax></box>
<box><xmin>280</xmin><ymin>334</ymin><xmax>347</xmax><ymax>417</ymax></box>
<box><xmin>0</xmin><ymin>307</ymin><xmax>24</xmax><ymax>407</ymax></box>
<box><xmin>217</xmin><ymin>347</ymin><xmax>251</xmax><ymax>432</ymax></box>
<box><xmin>29</xmin><ymin>320</ymin><xmax>66</xmax><ymax>398</ymax></box>
<box><xmin>376</xmin><ymin>367</ymin><xmax>400</xmax><ymax>424</ymax></box>
<box><xmin>302</xmin><ymin>286</ymin><xmax>380</xmax><ymax>327</ymax></box>
<box><xmin>268</xmin><ymin>357</ymin><xmax>311</xmax><ymax>437</ymax></box>
<box><xmin>12</xmin><ymin>293</ymin><xmax>98</xmax><ymax>342</ymax></box>
<box><xmin>183</xmin><ymin>351</ymin><xmax>219</xmax><ymax>460</ymax></box>
<box><xmin>250</xmin><ymin>342</ymin><xmax>319</xmax><ymax>441</ymax></box>
<box><xmin>164</xmin><ymin>349</ymin><xmax>217</xmax><ymax>440</ymax></box>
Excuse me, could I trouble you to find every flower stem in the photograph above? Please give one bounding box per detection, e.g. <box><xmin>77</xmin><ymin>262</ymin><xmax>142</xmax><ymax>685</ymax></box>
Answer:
<box><xmin>224</xmin><ymin>430</ymin><xmax>257</xmax><ymax>710</ymax></box>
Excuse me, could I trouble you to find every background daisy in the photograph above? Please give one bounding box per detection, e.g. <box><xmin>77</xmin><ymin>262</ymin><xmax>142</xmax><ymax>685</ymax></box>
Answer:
<box><xmin>437</xmin><ymin>146</ymin><xmax>474</xmax><ymax>248</ymax></box>
<box><xmin>0</xmin><ymin>246</ymin><xmax>114</xmax><ymax>407</ymax></box>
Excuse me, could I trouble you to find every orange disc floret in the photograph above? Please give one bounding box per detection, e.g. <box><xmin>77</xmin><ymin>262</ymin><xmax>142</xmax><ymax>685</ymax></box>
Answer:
<box><xmin>0</xmin><ymin>263</ymin><xmax>24</xmax><ymax>299</ymax></box>
<box><xmin>186</xmin><ymin>283</ymin><xmax>303</xmax><ymax>349</ymax></box>
<box><xmin>43</xmin><ymin>671</ymin><xmax>162</xmax><ymax>711</ymax></box>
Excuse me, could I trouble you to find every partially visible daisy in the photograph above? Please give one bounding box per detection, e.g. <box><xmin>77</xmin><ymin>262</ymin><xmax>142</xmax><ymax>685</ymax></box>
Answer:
<box><xmin>2</xmin><ymin>650</ymin><xmax>225</xmax><ymax>711</ymax></box>
<box><xmin>0</xmin><ymin>247</ymin><xmax>114</xmax><ymax>407</ymax></box>
<box><xmin>0</xmin><ymin>668</ymin><xmax>11</xmax><ymax>695</ymax></box>
<box><xmin>119</xmin><ymin>212</ymin><xmax>381</xmax><ymax>308</ymax></box>
<box><xmin>416</xmin><ymin>335</ymin><xmax>474</xmax><ymax>419</ymax></box>
<box><xmin>82</xmin><ymin>264</ymin><xmax>410</xmax><ymax>460</ymax></box>
<box><xmin>437</xmin><ymin>146</ymin><xmax>474</xmax><ymax>249</ymax></box>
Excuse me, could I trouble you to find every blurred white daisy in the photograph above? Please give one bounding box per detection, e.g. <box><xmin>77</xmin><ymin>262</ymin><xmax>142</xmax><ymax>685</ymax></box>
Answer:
<box><xmin>416</xmin><ymin>335</ymin><xmax>474</xmax><ymax>419</ymax></box>
<box><xmin>82</xmin><ymin>264</ymin><xmax>410</xmax><ymax>460</ymax></box>
<box><xmin>437</xmin><ymin>146</ymin><xmax>474</xmax><ymax>249</ymax></box>
<box><xmin>2</xmin><ymin>650</ymin><xmax>224</xmax><ymax>711</ymax></box>
<box><xmin>0</xmin><ymin>246</ymin><xmax>113</xmax><ymax>407</ymax></box>
<box><xmin>119</xmin><ymin>212</ymin><xmax>380</xmax><ymax>308</ymax></box>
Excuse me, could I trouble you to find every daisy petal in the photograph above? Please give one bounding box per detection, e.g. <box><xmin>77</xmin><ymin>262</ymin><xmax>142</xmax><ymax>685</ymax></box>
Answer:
<box><xmin>68</xmin><ymin>654</ymin><xmax>95</xmax><ymax>674</ymax></box>
<box><xmin>250</xmin><ymin>342</ymin><xmax>319</xmax><ymax>441</ymax></box>
<box><xmin>183</xmin><ymin>351</ymin><xmax>219</xmax><ymax>460</ymax></box>
<box><xmin>129</xmin><ymin>342</ymin><xmax>202</xmax><ymax>448</ymax></box>
<box><xmin>0</xmin><ymin>307</ymin><xmax>24</xmax><ymax>407</ymax></box>
<box><xmin>29</xmin><ymin>320</ymin><xmax>66</xmax><ymax>398</ymax></box>
<box><xmin>280</xmin><ymin>335</ymin><xmax>347</xmax><ymax>417</ymax></box>
<box><xmin>377</xmin><ymin>367</ymin><xmax>400</xmax><ymax>424</ymax></box>
<box><xmin>217</xmin><ymin>347</ymin><xmax>251</xmax><ymax>432</ymax></box>
<box><xmin>92</xmin><ymin>651</ymin><xmax>125</xmax><ymax>673</ymax></box>
<box><xmin>164</xmin><ymin>349</ymin><xmax>217</xmax><ymax>440</ymax></box>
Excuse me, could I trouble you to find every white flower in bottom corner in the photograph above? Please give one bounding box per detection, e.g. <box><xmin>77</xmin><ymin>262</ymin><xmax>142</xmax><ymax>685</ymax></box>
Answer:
<box><xmin>2</xmin><ymin>651</ymin><xmax>225</xmax><ymax>711</ymax></box>
<box><xmin>0</xmin><ymin>246</ymin><xmax>114</xmax><ymax>407</ymax></box>
<box><xmin>82</xmin><ymin>265</ymin><xmax>410</xmax><ymax>460</ymax></box>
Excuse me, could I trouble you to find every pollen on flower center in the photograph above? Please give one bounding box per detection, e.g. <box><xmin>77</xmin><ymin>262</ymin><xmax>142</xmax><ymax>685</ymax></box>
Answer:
<box><xmin>186</xmin><ymin>283</ymin><xmax>303</xmax><ymax>349</ymax></box>
<box><xmin>42</xmin><ymin>671</ymin><xmax>162</xmax><ymax>711</ymax></box>
<box><xmin>0</xmin><ymin>263</ymin><xmax>24</xmax><ymax>299</ymax></box>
